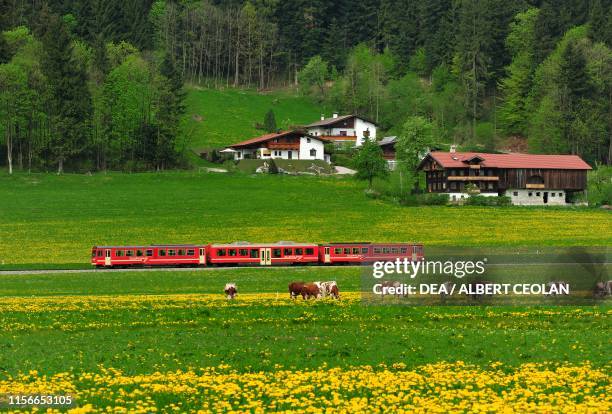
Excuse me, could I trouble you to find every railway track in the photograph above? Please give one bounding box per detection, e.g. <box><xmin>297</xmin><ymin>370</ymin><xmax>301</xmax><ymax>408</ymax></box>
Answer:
<box><xmin>0</xmin><ymin>262</ymin><xmax>608</xmax><ymax>276</ymax></box>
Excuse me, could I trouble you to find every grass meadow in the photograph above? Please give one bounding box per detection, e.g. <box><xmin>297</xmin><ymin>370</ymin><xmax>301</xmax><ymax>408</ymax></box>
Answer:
<box><xmin>0</xmin><ymin>172</ymin><xmax>610</xmax><ymax>268</ymax></box>
<box><xmin>0</xmin><ymin>269</ymin><xmax>609</xmax><ymax>412</ymax></box>
<box><xmin>0</xmin><ymin>171</ymin><xmax>610</xmax><ymax>412</ymax></box>
<box><xmin>184</xmin><ymin>87</ymin><xmax>327</xmax><ymax>149</ymax></box>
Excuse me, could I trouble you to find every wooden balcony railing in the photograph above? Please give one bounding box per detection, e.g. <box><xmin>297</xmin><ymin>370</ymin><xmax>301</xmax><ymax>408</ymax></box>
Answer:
<box><xmin>447</xmin><ymin>176</ymin><xmax>499</xmax><ymax>181</ymax></box>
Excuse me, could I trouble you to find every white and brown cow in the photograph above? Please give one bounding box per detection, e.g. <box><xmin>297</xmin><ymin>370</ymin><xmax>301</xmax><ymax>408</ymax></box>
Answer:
<box><xmin>314</xmin><ymin>281</ymin><xmax>340</xmax><ymax>299</ymax></box>
<box><xmin>224</xmin><ymin>283</ymin><xmax>237</xmax><ymax>300</ymax></box>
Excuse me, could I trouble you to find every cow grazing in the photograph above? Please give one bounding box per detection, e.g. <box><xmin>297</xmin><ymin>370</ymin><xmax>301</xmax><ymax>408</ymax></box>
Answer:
<box><xmin>467</xmin><ymin>280</ymin><xmax>494</xmax><ymax>301</ymax></box>
<box><xmin>546</xmin><ymin>280</ymin><xmax>569</xmax><ymax>296</ymax></box>
<box><xmin>224</xmin><ymin>283</ymin><xmax>237</xmax><ymax>300</ymax></box>
<box><xmin>300</xmin><ymin>283</ymin><xmax>321</xmax><ymax>299</ymax></box>
<box><xmin>289</xmin><ymin>282</ymin><xmax>305</xmax><ymax>299</ymax></box>
<box><xmin>594</xmin><ymin>280</ymin><xmax>612</xmax><ymax>298</ymax></box>
<box><xmin>315</xmin><ymin>281</ymin><xmax>340</xmax><ymax>299</ymax></box>
<box><xmin>380</xmin><ymin>280</ymin><xmax>402</xmax><ymax>298</ymax></box>
<box><xmin>440</xmin><ymin>281</ymin><xmax>456</xmax><ymax>301</ymax></box>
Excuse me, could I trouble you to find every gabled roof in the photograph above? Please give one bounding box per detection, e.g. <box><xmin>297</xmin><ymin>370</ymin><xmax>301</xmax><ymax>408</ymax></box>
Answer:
<box><xmin>377</xmin><ymin>136</ymin><xmax>397</xmax><ymax>146</ymax></box>
<box><xmin>228</xmin><ymin>130</ymin><xmax>326</xmax><ymax>148</ymax></box>
<box><xmin>305</xmin><ymin>114</ymin><xmax>377</xmax><ymax>128</ymax></box>
<box><xmin>421</xmin><ymin>151</ymin><xmax>592</xmax><ymax>170</ymax></box>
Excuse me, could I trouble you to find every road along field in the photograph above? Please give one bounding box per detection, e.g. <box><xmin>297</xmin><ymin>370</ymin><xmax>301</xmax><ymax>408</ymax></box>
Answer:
<box><xmin>0</xmin><ymin>269</ymin><xmax>609</xmax><ymax>412</ymax></box>
<box><xmin>1</xmin><ymin>172</ymin><xmax>611</xmax><ymax>268</ymax></box>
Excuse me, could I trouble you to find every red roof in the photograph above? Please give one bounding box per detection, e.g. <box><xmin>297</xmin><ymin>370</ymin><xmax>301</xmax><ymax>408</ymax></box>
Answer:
<box><xmin>228</xmin><ymin>130</ymin><xmax>327</xmax><ymax>148</ymax></box>
<box><xmin>427</xmin><ymin>151</ymin><xmax>592</xmax><ymax>170</ymax></box>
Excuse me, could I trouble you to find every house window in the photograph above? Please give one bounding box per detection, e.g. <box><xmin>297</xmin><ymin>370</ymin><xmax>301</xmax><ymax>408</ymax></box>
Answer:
<box><xmin>306</xmin><ymin>138</ymin><xmax>311</xmax><ymax>143</ymax></box>
<box><xmin>310</xmin><ymin>149</ymin><xmax>316</xmax><ymax>157</ymax></box>
<box><xmin>536</xmin><ymin>192</ymin><xmax>541</xmax><ymax>197</ymax></box>
<box><xmin>528</xmin><ymin>192</ymin><xmax>533</xmax><ymax>197</ymax></box>
<box><xmin>551</xmin><ymin>193</ymin><xmax>555</xmax><ymax>197</ymax></box>
<box><xmin>340</xmin><ymin>130</ymin><xmax>347</xmax><ymax>136</ymax></box>
<box><xmin>513</xmin><ymin>191</ymin><xmax>518</xmax><ymax>196</ymax></box>
<box><xmin>487</xmin><ymin>182</ymin><xmax>493</xmax><ymax>190</ymax></box>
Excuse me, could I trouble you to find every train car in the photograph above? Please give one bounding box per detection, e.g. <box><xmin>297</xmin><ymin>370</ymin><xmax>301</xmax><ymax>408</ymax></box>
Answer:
<box><xmin>207</xmin><ymin>241</ymin><xmax>319</xmax><ymax>266</ymax></box>
<box><xmin>91</xmin><ymin>245</ymin><xmax>208</xmax><ymax>268</ymax></box>
<box><xmin>319</xmin><ymin>242</ymin><xmax>424</xmax><ymax>264</ymax></box>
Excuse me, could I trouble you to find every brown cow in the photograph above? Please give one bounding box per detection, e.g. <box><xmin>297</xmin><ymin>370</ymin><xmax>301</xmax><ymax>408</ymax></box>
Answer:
<box><xmin>300</xmin><ymin>283</ymin><xmax>321</xmax><ymax>299</ymax></box>
<box><xmin>289</xmin><ymin>282</ymin><xmax>305</xmax><ymax>299</ymax></box>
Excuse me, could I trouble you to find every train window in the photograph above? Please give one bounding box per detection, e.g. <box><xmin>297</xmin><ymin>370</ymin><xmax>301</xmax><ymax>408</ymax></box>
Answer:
<box><xmin>136</xmin><ymin>250</ymin><xmax>143</xmax><ymax>256</ymax></box>
<box><xmin>334</xmin><ymin>248</ymin><xmax>342</xmax><ymax>254</ymax></box>
<box><xmin>295</xmin><ymin>248</ymin><xmax>303</xmax><ymax>255</ymax></box>
<box><xmin>352</xmin><ymin>248</ymin><xmax>359</xmax><ymax>254</ymax></box>
<box><xmin>305</xmin><ymin>248</ymin><xmax>314</xmax><ymax>255</ymax></box>
<box><xmin>228</xmin><ymin>249</ymin><xmax>236</xmax><ymax>256</ymax></box>
<box><xmin>159</xmin><ymin>249</ymin><xmax>166</xmax><ymax>256</ymax></box>
<box><xmin>187</xmin><ymin>249</ymin><xmax>195</xmax><ymax>256</ymax></box>
<box><xmin>178</xmin><ymin>249</ymin><xmax>185</xmax><ymax>256</ymax></box>
<box><xmin>92</xmin><ymin>250</ymin><xmax>96</xmax><ymax>258</ymax></box>
<box><xmin>373</xmin><ymin>248</ymin><xmax>381</xmax><ymax>254</ymax></box>
<box><xmin>126</xmin><ymin>250</ymin><xmax>134</xmax><ymax>257</ymax></box>
<box><xmin>218</xmin><ymin>249</ymin><xmax>226</xmax><ymax>257</ymax></box>
<box><xmin>361</xmin><ymin>248</ymin><xmax>368</xmax><ymax>254</ymax></box>
<box><xmin>400</xmin><ymin>248</ymin><xmax>408</xmax><ymax>254</ymax></box>
<box><xmin>168</xmin><ymin>249</ymin><xmax>176</xmax><ymax>256</ymax></box>
<box><xmin>97</xmin><ymin>250</ymin><xmax>103</xmax><ymax>257</ymax></box>
<box><xmin>391</xmin><ymin>248</ymin><xmax>399</xmax><ymax>254</ymax></box>
<box><xmin>250</xmin><ymin>249</ymin><xmax>258</xmax><ymax>258</ymax></box>
<box><xmin>272</xmin><ymin>249</ymin><xmax>282</xmax><ymax>258</ymax></box>
<box><xmin>343</xmin><ymin>248</ymin><xmax>350</xmax><ymax>254</ymax></box>
<box><xmin>238</xmin><ymin>249</ymin><xmax>248</xmax><ymax>256</ymax></box>
<box><xmin>284</xmin><ymin>248</ymin><xmax>292</xmax><ymax>255</ymax></box>
<box><xmin>115</xmin><ymin>250</ymin><xmax>123</xmax><ymax>257</ymax></box>
<box><xmin>146</xmin><ymin>249</ymin><xmax>153</xmax><ymax>257</ymax></box>
<box><xmin>383</xmin><ymin>248</ymin><xmax>390</xmax><ymax>254</ymax></box>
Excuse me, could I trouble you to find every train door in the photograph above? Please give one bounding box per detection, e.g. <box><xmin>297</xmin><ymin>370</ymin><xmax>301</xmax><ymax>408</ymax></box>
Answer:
<box><xmin>259</xmin><ymin>248</ymin><xmax>271</xmax><ymax>265</ymax></box>
<box><xmin>324</xmin><ymin>247</ymin><xmax>331</xmax><ymax>263</ymax></box>
<box><xmin>411</xmin><ymin>245</ymin><xmax>418</xmax><ymax>262</ymax></box>
<box><xmin>105</xmin><ymin>249</ymin><xmax>111</xmax><ymax>266</ymax></box>
<box><xmin>199</xmin><ymin>248</ymin><xmax>206</xmax><ymax>265</ymax></box>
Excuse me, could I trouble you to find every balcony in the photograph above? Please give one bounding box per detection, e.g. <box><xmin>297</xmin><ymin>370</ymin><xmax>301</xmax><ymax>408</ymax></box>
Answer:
<box><xmin>447</xmin><ymin>176</ymin><xmax>499</xmax><ymax>181</ymax></box>
<box><xmin>267</xmin><ymin>142</ymin><xmax>299</xmax><ymax>150</ymax></box>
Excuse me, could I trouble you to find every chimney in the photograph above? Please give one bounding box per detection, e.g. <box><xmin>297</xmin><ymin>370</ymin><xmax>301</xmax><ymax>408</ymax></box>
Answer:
<box><xmin>320</xmin><ymin>114</ymin><xmax>325</xmax><ymax>121</ymax></box>
<box><xmin>450</xmin><ymin>144</ymin><xmax>457</xmax><ymax>153</ymax></box>
<box><xmin>332</xmin><ymin>112</ymin><xmax>338</xmax><ymax>119</ymax></box>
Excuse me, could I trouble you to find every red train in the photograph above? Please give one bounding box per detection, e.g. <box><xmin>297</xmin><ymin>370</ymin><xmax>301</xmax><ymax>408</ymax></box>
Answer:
<box><xmin>91</xmin><ymin>241</ymin><xmax>424</xmax><ymax>268</ymax></box>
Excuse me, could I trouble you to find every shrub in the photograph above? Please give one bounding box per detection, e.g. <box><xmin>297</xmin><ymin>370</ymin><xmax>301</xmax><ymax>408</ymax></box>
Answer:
<box><xmin>464</xmin><ymin>195</ymin><xmax>511</xmax><ymax>206</ymax></box>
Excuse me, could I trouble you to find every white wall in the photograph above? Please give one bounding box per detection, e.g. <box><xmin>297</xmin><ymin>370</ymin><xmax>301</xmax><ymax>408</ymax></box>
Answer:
<box><xmin>508</xmin><ymin>189</ymin><xmax>567</xmax><ymax>206</ymax></box>
<box><xmin>354</xmin><ymin>118</ymin><xmax>377</xmax><ymax>146</ymax></box>
<box><xmin>299</xmin><ymin>137</ymin><xmax>325</xmax><ymax>160</ymax></box>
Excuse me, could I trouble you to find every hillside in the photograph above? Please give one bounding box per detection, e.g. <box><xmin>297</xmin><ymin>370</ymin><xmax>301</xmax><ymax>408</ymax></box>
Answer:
<box><xmin>183</xmin><ymin>86</ymin><xmax>328</xmax><ymax>150</ymax></box>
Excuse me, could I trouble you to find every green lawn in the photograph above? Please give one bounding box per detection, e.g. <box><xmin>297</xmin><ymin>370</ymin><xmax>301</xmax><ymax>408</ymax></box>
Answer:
<box><xmin>0</xmin><ymin>172</ymin><xmax>610</xmax><ymax>268</ymax></box>
<box><xmin>0</xmin><ymin>269</ymin><xmax>608</xmax><ymax>376</ymax></box>
<box><xmin>183</xmin><ymin>86</ymin><xmax>327</xmax><ymax>149</ymax></box>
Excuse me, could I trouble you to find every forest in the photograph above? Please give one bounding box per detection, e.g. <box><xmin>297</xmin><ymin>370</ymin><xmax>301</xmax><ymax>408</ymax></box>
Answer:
<box><xmin>0</xmin><ymin>0</ymin><xmax>610</xmax><ymax>173</ymax></box>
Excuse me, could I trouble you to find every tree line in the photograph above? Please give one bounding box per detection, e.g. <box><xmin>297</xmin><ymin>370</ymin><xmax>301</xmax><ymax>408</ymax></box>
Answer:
<box><xmin>1</xmin><ymin>0</ymin><xmax>611</xmax><ymax>172</ymax></box>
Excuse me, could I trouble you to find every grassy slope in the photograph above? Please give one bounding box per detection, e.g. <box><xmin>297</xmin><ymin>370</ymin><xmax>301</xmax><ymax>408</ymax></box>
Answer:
<box><xmin>183</xmin><ymin>86</ymin><xmax>326</xmax><ymax>149</ymax></box>
<box><xmin>0</xmin><ymin>269</ymin><xmax>608</xmax><ymax>375</ymax></box>
<box><xmin>0</xmin><ymin>172</ymin><xmax>610</xmax><ymax>267</ymax></box>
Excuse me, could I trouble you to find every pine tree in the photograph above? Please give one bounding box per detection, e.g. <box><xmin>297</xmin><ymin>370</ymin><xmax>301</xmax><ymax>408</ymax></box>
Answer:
<box><xmin>264</xmin><ymin>109</ymin><xmax>277</xmax><ymax>133</ymax></box>
<box><xmin>41</xmin><ymin>12</ymin><xmax>92</xmax><ymax>173</ymax></box>
<box><xmin>589</xmin><ymin>0</ymin><xmax>612</xmax><ymax>46</ymax></box>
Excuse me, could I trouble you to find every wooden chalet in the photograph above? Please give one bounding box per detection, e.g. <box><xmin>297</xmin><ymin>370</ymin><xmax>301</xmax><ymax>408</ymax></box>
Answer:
<box><xmin>226</xmin><ymin>129</ymin><xmax>331</xmax><ymax>162</ymax></box>
<box><xmin>417</xmin><ymin>150</ymin><xmax>592</xmax><ymax>205</ymax></box>
<box><xmin>304</xmin><ymin>113</ymin><xmax>377</xmax><ymax>147</ymax></box>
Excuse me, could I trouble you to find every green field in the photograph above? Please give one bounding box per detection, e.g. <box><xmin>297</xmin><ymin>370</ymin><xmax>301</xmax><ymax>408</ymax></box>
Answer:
<box><xmin>0</xmin><ymin>173</ymin><xmax>612</xmax><ymax>268</ymax></box>
<box><xmin>184</xmin><ymin>86</ymin><xmax>327</xmax><ymax>149</ymax></box>
<box><xmin>0</xmin><ymin>268</ymin><xmax>609</xmax><ymax>376</ymax></box>
<box><xmin>0</xmin><ymin>172</ymin><xmax>610</xmax><ymax>268</ymax></box>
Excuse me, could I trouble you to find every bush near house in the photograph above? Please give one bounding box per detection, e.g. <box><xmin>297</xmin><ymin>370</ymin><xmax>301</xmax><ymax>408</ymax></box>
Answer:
<box><xmin>464</xmin><ymin>195</ymin><xmax>513</xmax><ymax>206</ymax></box>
